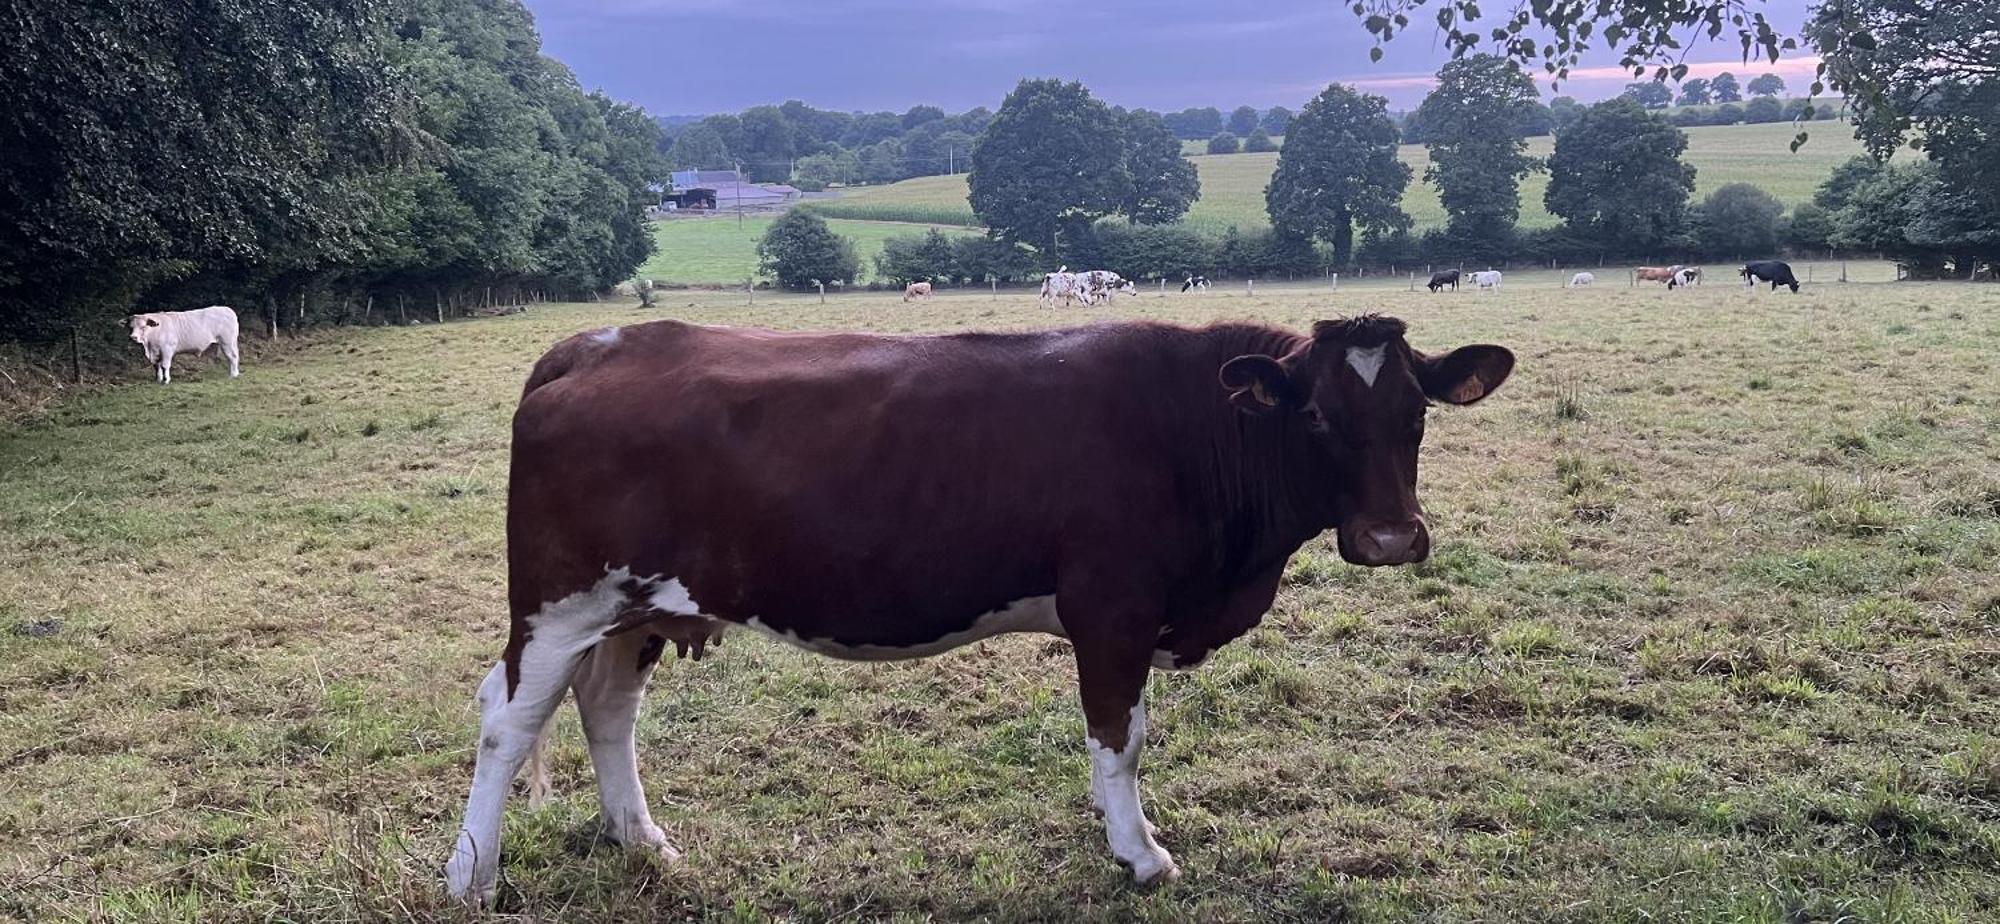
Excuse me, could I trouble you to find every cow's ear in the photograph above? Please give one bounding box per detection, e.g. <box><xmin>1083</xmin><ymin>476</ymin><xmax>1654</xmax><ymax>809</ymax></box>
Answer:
<box><xmin>1219</xmin><ymin>354</ymin><xmax>1296</xmax><ymax>416</ymax></box>
<box><xmin>1417</xmin><ymin>345</ymin><xmax>1514</xmax><ymax>405</ymax></box>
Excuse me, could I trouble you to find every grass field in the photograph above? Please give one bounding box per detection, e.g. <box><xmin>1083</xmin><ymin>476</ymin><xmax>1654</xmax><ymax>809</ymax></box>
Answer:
<box><xmin>819</xmin><ymin>122</ymin><xmax>1874</xmax><ymax>234</ymax></box>
<box><xmin>636</xmin><ymin>216</ymin><xmax>981</xmax><ymax>286</ymax></box>
<box><xmin>3</xmin><ymin>273</ymin><xmax>1997</xmax><ymax>921</ymax></box>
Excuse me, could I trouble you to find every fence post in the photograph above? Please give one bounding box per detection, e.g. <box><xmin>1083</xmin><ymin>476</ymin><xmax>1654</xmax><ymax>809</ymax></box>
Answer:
<box><xmin>747</xmin><ymin>277</ymin><xmax>754</xmax><ymax>306</ymax></box>
<box><xmin>991</xmin><ymin>279</ymin><xmax>997</xmax><ymax>300</ymax></box>
<box><xmin>1408</xmin><ymin>271</ymin><xmax>1415</xmax><ymax>291</ymax></box>
<box><xmin>1841</xmin><ymin>261</ymin><xmax>1848</xmax><ymax>283</ymax></box>
<box><xmin>1247</xmin><ymin>279</ymin><xmax>1254</xmax><ymax>297</ymax></box>
<box><xmin>1330</xmin><ymin>272</ymin><xmax>1339</xmax><ymax>290</ymax></box>
<box><xmin>816</xmin><ymin>280</ymin><xmax>825</xmax><ymax>304</ymax></box>
<box><xmin>69</xmin><ymin>327</ymin><xmax>80</xmax><ymax>384</ymax></box>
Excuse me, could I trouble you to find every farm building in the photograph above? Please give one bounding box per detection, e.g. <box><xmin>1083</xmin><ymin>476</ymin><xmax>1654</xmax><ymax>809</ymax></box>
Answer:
<box><xmin>664</xmin><ymin>170</ymin><xmax>801</xmax><ymax>212</ymax></box>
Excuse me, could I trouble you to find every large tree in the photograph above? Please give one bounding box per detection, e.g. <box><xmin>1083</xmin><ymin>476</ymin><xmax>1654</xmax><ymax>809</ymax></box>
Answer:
<box><xmin>1747</xmin><ymin>73</ymin><xmax>1786</xmax><ymax>97</ymax></box>
<box><xmin>1260</xmin><ymin>106</ymin><xmax>1295</xmax><ymax>134</ymax></box>
<box><xmin>1119</xmin><ymin>109</ymin><xmax>1200</xmax><ymax>225</ymax></box>
<box><xmin>968</xmin><ymin>79</ymin><xmax>1131</xmax><ymax>254</ymax></box>
<box><xmin>1622</xmin><ymin>81</ymin><xmax>1673</xmax><ymax>108</ymax></box>
<box><xmin>1711</xmin><ymin>71</ymin><xmax>1743</xmax><ymax>102</ymax></box>
<box><xmin>668</xmin><ymin>123</ymin><xmax>732</xmax><ymax>170</ymax></box>
<box><xmin>1265</xmin><ymin>83</ymin><xmax>1410</xmax><ymax>265</ymax></box>
<box><xmin>1808</xmin><ymin>0</ymin><xmax>1999</xmax><ymax>271</ymax></box>
<box><xmin>1677</xmin><ymin>78</ymin><xmax>1713</xmax><ymax>106</ymax></box>
<box><xmin>1544</xmin><ymin>99</ymin><xmax>1695</xmax><ymax>254</ymax></box>
<box><xmin>1227</xmin><ymin>106</ymin><xmax>1261</xmax><ymax>135</ymax></box>
<box><xmin>1414</xmin><ymin>55</ymin><xmax>1542</xmax><ymax>249</ymax></box>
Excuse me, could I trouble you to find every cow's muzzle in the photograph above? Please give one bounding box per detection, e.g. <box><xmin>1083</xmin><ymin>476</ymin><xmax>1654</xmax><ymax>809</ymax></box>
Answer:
<box><xmin>1337</xmin><ymin>518</ymin><xmax>1430</xmax><ymax>566</ymax></box>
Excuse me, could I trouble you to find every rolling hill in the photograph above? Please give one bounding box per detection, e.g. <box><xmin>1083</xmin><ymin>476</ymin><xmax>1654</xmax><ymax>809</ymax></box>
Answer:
<box><xmin>812</xmin><ymin>121</ymin><xmax>1870</xmax><ymax>233</ymax></box>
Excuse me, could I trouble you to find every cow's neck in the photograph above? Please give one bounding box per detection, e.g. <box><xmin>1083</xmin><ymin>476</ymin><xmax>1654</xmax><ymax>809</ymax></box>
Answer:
<box><xmin>1179</xmin><ymin>325</ymin><xmax>1344</xmax><ymax>583</ymax></box>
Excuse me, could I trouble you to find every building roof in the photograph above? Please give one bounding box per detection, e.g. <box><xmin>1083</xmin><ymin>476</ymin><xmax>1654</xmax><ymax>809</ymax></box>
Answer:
<box><xmin>671</xmin><ymin>169</ymin><xmax>742</xmax><ymax>187</ymax></box>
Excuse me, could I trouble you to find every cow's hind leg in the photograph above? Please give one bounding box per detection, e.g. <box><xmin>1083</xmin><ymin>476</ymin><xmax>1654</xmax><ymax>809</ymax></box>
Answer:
<box><xmin>446</xmin><ymin>580</ymin><xmax>623</xmax><ymax>904</ymax></box>
<box><xmin>572</xmin><ymin>629</ymin><xmax>679</xmax><ymax>861</ymax></box>
<box><xmin>222</xmin><ymin>334</ymin><xmax>240</xmax><ymax>377</ymax></box>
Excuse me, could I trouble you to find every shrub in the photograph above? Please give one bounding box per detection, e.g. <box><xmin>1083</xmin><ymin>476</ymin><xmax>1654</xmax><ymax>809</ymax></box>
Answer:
<box><xmin>1207</xmin><ymin>132</ymin><xmax>1240</xmax><ymax>155</ymax></box>
<box><xmin>1710</xmin><ymin>103</ymin><xmax>1744</xmax><ymax>125</ymax></box>
<box><xmin>874</xmin><ymin>228</ymin><xmax>958</xmax><ymax>284</ymax></box>
<box><xmin>757</xmin><ymin>210</ymin><xmax>859</xmax><ymax>289</ymax></box>
<box><xmin>1699</xmin><ymin>183</ymin><xmax>1786</xmax><ymax>258</ymax></box>
<box><xmin>948</xmin><ymin>236</ymin><xmax>1041</xmax><ymax>284</ymax></box>
<box><xmin>1743</xmin><ymin>96</ymin><xmax>1784</xmax><ymax>124</ymax></box>
<box><xmin>1786</xmin><ymin>202</ymin><xmax>1836</xmax><ymax>251</ymax></box>
<box><xmin>1243</xmin><ymin>129</ymin><xmax>1277</xmax><ymax>153</ymax></box>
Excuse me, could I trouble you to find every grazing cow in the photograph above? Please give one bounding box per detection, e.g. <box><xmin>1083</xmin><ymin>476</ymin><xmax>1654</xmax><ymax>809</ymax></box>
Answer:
<box><xmin>1426</xmin><ymin>270</ymin><xmax>1460</xmax><ymax>293</ymax></box>
<box><xmin>1077</xmin><ymin>270</ymin><xmax>1137</xmax><ymax>306</ymax></box>
<box><xmin>127</xmin><ymin>306</ymin><xmax>241</xmax><ymax>384</ymax></box>
<box><xmin>1742</xmin><ymin>261</ymin><xmax>1800</xmax><ymax>292</ymax></box>
<box><xmin>445</xmin><ymin>315</ymin><xmax>1515</xmax><ymax>903</ymax></box>
<box><xmin>1669</xmin><ymin>266</ymin><xmax>1702</xmax><ymax>289</ymax></box>
<box><xmin>1471</xmin><ymin>270</ymin><xmax>1502</xmax><ymax>292</ymax></box>
<box><xmin>1635</xmin><ymin>266</ymin><xmax>1681</xmax><ymax>285</ymax></box>
<box><xmin>903</xmin><ymin>281</ymin><xmax>933</xmax><ymax>302</ymax></box>
<box><xmin>1181</xmin><ymin>274</ymin><xmax>1211</xmax><ymax>293</ymax></box>
<box><xmin>1569</xmin><ymin>272</ymin><xmax>1595</xmax><ymax>288</ymax></box>
<box><xmin>1040</xmin><ymin>271</ymin><xmax>1083</xmax><ymax>308</ymax></box>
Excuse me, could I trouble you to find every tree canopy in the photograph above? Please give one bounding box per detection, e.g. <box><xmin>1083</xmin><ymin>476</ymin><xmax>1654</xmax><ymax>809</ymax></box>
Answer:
<box><xmin>1119</xmin><ymin>110</ymin><xmax>1201</xmax><ymax>225</ymax></box>
<box><xmin>1415</xmin><ymin>56</ymin><xmax>1543</xmax><ymax>251</ymax></box>
<box><xmin>1265</xmin><ymin>83</ymin><xmax>1411</xmax><ymax>265</ymax></box>
<box><xmin>1544</xmin><ymin>99</ymin><xmax>1695</xmax><ymax>254</ymax></box>
<box><xmin>0</xmin><ymin>0</ymin><xmax>668</xmax><ymax>342</ymax></box>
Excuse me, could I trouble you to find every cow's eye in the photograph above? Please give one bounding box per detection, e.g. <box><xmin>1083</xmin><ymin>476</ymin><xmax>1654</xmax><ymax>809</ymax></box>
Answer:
<box><xmin>1301</xmin><ymin>405</ymin><xmax>1328</xmax><ymax>432</ymax></box>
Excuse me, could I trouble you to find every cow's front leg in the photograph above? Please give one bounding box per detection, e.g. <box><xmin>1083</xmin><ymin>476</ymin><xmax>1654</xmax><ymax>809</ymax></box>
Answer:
<box><xmin>1066</xmin><ymin>609</ymin><xmax>1177</xmax><ymax>884</ymax></box>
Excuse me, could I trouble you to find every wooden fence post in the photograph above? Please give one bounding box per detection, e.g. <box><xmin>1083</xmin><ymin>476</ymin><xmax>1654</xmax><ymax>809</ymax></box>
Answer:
<box><xmin>69</xmin><ymin>327</ymin><xmax>81</xmax><ymax>384</ymax></box>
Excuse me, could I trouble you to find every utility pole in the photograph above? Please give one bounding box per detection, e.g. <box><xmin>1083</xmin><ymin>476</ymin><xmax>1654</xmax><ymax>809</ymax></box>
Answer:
<box><xmin>948</xmin><ymin>145</ymin><xmax>955</xmax><ymax>175</ymax></box>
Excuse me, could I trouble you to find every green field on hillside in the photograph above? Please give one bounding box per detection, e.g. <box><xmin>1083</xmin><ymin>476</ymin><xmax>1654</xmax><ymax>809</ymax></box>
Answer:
<box><xmin>818</xmin><ymin>121</ymin><xmax>1872</xmax><ymax>234</ymax></box>
<box><xmin>636</xmin><ymin>216</ymin><xmax>981</xmax><ymax>286</ymax></box>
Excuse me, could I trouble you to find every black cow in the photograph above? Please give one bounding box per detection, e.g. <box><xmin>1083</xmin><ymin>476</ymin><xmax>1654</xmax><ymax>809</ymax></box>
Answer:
<box><xmin>1426</xmin><ymin>270</ymin><xmax>1460</xmax><ymax>293</ymax></box>
<box><xmin>1742</xmin><ymin>260</ymin><xmax>1800</xmax><ymax>293</ymax></box>
<box><xmin>1181</xmin><ymin>274</ymin><xmax>1210</xmax><ymax>292</ymax></box>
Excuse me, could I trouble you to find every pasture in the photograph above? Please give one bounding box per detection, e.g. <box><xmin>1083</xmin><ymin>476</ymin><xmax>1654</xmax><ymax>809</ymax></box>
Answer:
<box><xmin>2</xmin><ymin>274</ymin><xmax>1996</xmax><ymax>922</ymax></box>
<box><xmin>635</xmin><ymin>216</ymin><xmax>982</xmax><ymax>286</ymax></box>
<box><xmin>817</xmin><ymin>121</ymin><xmax>1874</xmax><ymax>234</ymax></box>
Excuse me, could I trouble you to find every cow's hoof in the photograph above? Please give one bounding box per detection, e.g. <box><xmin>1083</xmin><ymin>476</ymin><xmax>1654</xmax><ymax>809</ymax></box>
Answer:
<box><xmin>443</xmin><ymin>860</ymin><xmax>496</xmax><ymax>907</ymax></box>
<box><xmin>1129</xmin><ymin>851</ymin><xmax>1180</xmax><ymax>886</ymax></box>
<box><xmin>614</xmin><ymin>820</ymin><xmax>683</xmax><ymax>864</ymax></box>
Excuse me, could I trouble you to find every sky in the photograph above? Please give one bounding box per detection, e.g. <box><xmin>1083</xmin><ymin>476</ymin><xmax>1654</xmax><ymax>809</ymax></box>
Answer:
<box><xmin>524</xmin><ymin>0</ymin><xmax>1824</xmax><ymax>116</ymax></box>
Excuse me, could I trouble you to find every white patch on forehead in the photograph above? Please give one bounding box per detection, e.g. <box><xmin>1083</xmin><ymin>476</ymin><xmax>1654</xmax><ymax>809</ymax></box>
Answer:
<box><xmin>1345</xmin><ymin>344</ymin><xmax>1388</xmax><ymax>387</ymax></box>
<box><xmin>744</xmin><ymin>594</ymin><xmax>1061</xmax><ymax>661</ymax></box>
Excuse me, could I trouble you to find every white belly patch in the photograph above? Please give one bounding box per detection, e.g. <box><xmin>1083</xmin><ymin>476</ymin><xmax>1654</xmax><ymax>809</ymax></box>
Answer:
<box><xmin>744</xmin><ymin>595</ymin><xmax>1063</xmax><ymax>661</ymax></box>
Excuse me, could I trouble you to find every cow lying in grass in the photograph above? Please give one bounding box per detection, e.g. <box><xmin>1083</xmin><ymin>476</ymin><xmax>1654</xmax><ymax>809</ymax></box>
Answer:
<box><xmin>127</xmin><ymin>306</ymin><xmax>241</xmax><ymax>384</ymax></box>
<box><xmin>445</xmin><ymin>314</ymin><xmax>1515</xmax><ymax>903</ymax></box>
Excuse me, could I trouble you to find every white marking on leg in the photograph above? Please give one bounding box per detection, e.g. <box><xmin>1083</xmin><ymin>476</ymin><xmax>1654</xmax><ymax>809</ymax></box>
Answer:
<box><xmin>445</xmin><ymin>569</ymin><xmax>632</xmax><ymax>904</ymax></box>
<box><xmin>1345</xmin><ymin>344</ymin><xmax>1387</xmax><ymax>387</ymax></box>
<box><xmin>741</xmin><ymin>594</ymin><xmax>1061</xmax><ymax>661</ymax></box>
<box><xmin>572</xmin><ymin>632</ymin><xmax>679</xmax><ymax>863</ymax></box>
<box><xmin>1089</xmin><ymin>702</ymin><xmax>1175</xmax><ymax>883</ymax></box>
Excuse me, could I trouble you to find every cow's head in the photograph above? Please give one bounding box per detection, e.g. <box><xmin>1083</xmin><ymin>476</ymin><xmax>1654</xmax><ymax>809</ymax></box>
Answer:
<box><xmin>1218</xmin><ymin>315</ymin><xmax>1513</xmax><ymax>566</ymax></box>
<box><xmin>128</xmin><ymin>315</ymin><xmax>160</xmax><ymax>342</ymax></box>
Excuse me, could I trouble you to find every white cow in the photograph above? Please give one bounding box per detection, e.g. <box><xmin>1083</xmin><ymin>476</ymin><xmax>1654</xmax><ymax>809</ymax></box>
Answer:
<box><xmin>128</xmin><ymin>306</ymin><xmax>241</xmax><ymax>384</ymax></box>
<box><xmin>1569</xmin><ymin>272</ymin><xmax>1595</xmax><ymax>287</ymax></box>
<box><xmin>1076</xmin><ymin>270</ymin><xmax>1137</xmax><ymax>306</ymax></box>
<box><xmin>1039</xmin><ymin>270</ymin><xmax>1083</xmax><ymax>308</ymax></box>
<box><xmin>1471</xmin><ymin>270</ymin><xmax>1503</xmax><ymax>292</ymax></box>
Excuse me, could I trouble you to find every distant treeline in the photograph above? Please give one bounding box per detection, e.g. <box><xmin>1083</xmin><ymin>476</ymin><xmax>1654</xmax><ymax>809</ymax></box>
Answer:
<box><xmin>1</xmin><ymin>0</ymin><xmax>668</xmax><ymax>345</ymax></box>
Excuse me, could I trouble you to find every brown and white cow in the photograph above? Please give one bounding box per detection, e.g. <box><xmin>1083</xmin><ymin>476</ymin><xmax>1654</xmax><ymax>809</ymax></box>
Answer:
<box><xmin>445</xmin><ymin>315</ymin><xmax>1514</xmax><ymax>903</ymax></box>
<box><xmin>903</xmin><ymin>281</ymin><xmax>933</xmax><ymax>301</ymax></box>
<box><xmin>1635</xmin><ymin>266</ymin><xmax>1681</xmax><ymax>285</ymax></box>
